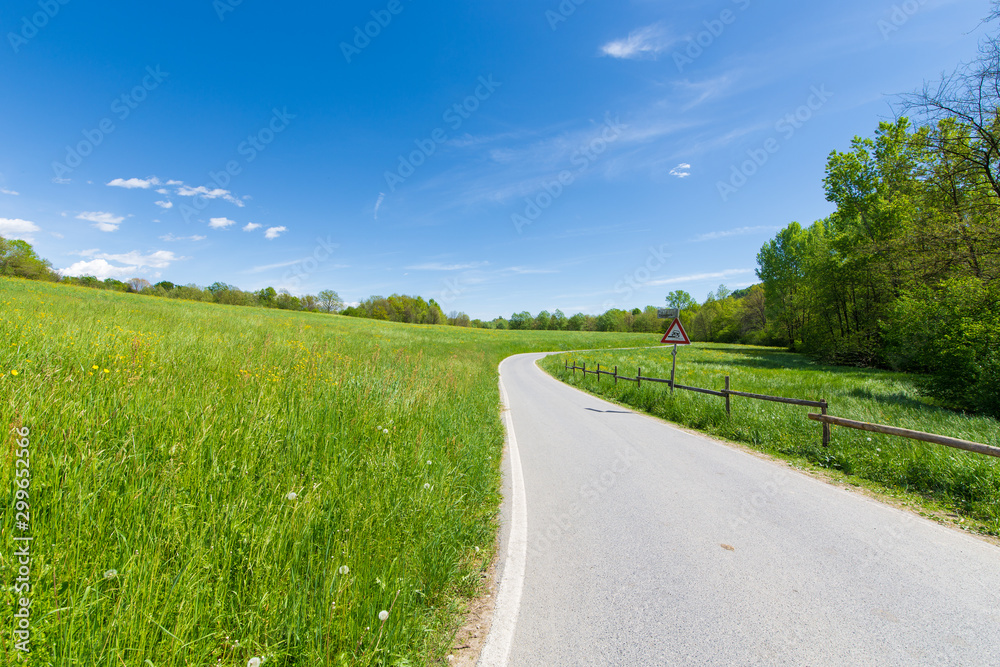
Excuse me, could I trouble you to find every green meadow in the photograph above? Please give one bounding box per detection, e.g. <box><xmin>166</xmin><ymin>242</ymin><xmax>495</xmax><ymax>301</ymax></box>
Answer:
<box><xmin>0</xmin><ymin>277</ymin><xmax>660</xmax><ymax>666</ymax></box>
<box><xmin>541</xmin><ymin>345</ymin><xmax>1000</xmax><ymax>533</ymax></box>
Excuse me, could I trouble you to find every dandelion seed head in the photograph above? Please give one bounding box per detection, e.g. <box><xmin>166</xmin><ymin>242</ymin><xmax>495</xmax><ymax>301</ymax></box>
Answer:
<box><xmin>339</xmin><ymin>565</ymin><xmax>350</xmax><ymax>575</ymax></box>
<box><xmin>247</xmin><ymin>658</ymin><xmax>262</xmax><ymax>667</ymax></box>
<box><xmin>378</xmin><ymin>610</ymin><xmax>389</xmax><ymax>621</ymax></box>
<box><xmin>104</xmin><ymin>569</ymin><xmax>117</xmax><ymax>579</ymax></box>
<box><xmin>383</xmin><ymin>428</ymin><xmax>389</xmax><ymax>435</ymax></box>
<box><xmin>424</xmin><ymin>483</ymin><xmax>431</xmax><ymax>490</ymax></box>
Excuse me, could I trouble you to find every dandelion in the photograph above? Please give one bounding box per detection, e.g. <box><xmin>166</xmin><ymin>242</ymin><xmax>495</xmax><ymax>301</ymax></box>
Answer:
<box><xmin>104</xmin><ymin>569</ymin><xmax>117</xmax><ymax>580</ymax></box>
<box><xmin>424</xmin><ymin>483</ymin><xmax>431</xmax><ymax>490</ymax></box>
<box><xmin>378</xmin><ymin>610</ymin><xmax>389</xmax><ymax>622</ymax></box>
<box><xmin>427</xmin><ymin>460</ymin><xmax>432</xmax><ymax>465</ymax></box>
<box><xmin>247</xmin><ymin>658</ymin><xmax>262</xmax><ymax>667</ymax></box>
<box><xmin>92</xmin><ymin>365</ymin><xmax>98</xmax><ymax>370</ymax></box>
<box><xmin>377</xmin><ymin>425</ymin><xmax>382</xmax><ymax>430</ymax></box>
<box><xmin>339</xmin><ymin>565</ymin><xmax>350</xmax><ymax>575</ymax></box>
<box><xmin>286</xmin><ymin>491</ymin><xmax>298</xmax><ymax>501</ymax></box>
<box><xmin>10</xmin><ymin>370</ymin><xmax>17</xmax><ymax>376</ymax></box>
<box><xmin>383</xmin><ymin>428</ymin><xmax>389</xmax><ymax>435</ymax></box>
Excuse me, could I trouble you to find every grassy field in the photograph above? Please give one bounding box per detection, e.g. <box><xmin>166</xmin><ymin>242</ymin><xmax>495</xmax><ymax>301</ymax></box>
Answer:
<box><xmin>540</xmin><ymin>344</ymin><xmax>1000</xmax><ymax>534</ymax></box>
<box><xmin>0</xmin><ymin>277</ymin><xmax>662</xmax><ymax>666</ymax></box>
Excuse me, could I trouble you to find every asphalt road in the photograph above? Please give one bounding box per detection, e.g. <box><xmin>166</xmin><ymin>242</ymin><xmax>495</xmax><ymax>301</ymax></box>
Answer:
<box><xmin>480</xmin><ymin>352</ymin><xmax>1000</xmax><ymax>666</ymax></box>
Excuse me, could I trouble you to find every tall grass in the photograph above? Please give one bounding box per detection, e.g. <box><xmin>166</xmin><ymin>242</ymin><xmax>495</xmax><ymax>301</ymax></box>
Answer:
<box><xmin>0</xmin><ymin>278</ymin><xmax>661</xmax><ymax>666</ymax></box>
<box><xmin>540</xmin><ymin>344</ymin><xmax>1000</xmax><ymax>534</ymax></box>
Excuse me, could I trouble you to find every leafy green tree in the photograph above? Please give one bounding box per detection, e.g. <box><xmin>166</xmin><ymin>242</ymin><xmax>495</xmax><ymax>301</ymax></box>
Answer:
<box><xmin>666</xmin><ymin>290</ymin><xmax>696</xmax><ymax>310</ymax></box>
<box><xmin>318</xmin><ymin>289</ymin><xmax>344</xmax><ymax>313</ymax></box>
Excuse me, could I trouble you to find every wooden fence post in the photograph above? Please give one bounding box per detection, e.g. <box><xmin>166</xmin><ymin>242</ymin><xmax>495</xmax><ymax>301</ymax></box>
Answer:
<box><xmin>725</xmin><ymin>376</ymin><xmax>731</xmax><ymax>417</ymax></box>
<box><xmin>638</xmin><ymin>367</ymin><xmax>641</xmax><ymax>389</ymax></box>
<box><xmin>821</xmin><ymin>400</ymin><xmax>830</xmax><ymax>447</ymax></box>
<box><xmin>597</xmin><ymin>364</ymin><xmax>601</xmax><ymax>384</ymax></box>
<box><xmin>614</xmin><ymin>365</ymin><xmax>618</xmax><ymax>386</ymax></box>
<box><xmin>582</xmin><ymin>362</ymin><xmax>586</xmax><ymax>380</ymax></box>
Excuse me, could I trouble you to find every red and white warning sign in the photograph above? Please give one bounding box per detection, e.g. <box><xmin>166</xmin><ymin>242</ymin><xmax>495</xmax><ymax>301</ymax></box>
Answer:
<box><xmin>660</xmin><ymin>318</ymin><xmax>691</xmax><ymax>345</ymax></box>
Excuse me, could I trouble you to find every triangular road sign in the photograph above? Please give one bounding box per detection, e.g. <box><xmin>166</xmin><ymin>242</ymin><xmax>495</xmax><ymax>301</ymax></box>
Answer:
<box><xmin>661</xmin><ymin>318</ymin><xmax>691</xmax><ymax>345</ymax></box>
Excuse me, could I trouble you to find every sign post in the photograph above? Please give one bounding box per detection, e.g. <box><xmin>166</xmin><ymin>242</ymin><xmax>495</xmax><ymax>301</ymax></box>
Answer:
<box><xmin>660</xmin><ymin>317</ymin><xmax>690</xmax><ymax>394</ymax></box>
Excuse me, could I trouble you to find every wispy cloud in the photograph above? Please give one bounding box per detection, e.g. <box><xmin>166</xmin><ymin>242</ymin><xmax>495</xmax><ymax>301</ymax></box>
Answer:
<box><xmin>264</xmin><ymin>226</ymin><xmax>287</xmax><ymax>240</ymax></box>
<box><xmin>669</xmin><ymin>163</ymin><xmax>692</xmax><ymax>178</ymax></box>
<box><xmin>692</xmin><ymin>226</ymin><xmax>779</xmax><ymax>242</ymax></box>
<box><xmin>1</xmin><ymin>187</ymin><xmax>19</xmax><ymax>196</ymax></box>
<box><xmin>647</xmin><ymin>268</ymin><xmax>754</xmax><ymax>287</ymax></box>
<box><xmin>155</xmin><ymin>200</ymin><xmax>173</xmax><ymax>209</ymax></box>
<box><xmin>159</xmin><ymin>233</ymin><xmax>206</xmax><ymax>242</ymax></box>
<box><xmin>77</xmin><ymin>211</ymin><xmax>125</xmax><ymax>232</ymax></box>
<box><xmin>374</xmin><ymin>192</ymin><xmax>385</xmax><ymax>220</ymax></box>
<box><xmin>406</xmin><ymin>261</ymin><xmax>489</xmax><ymax>271</ymax></box>
<box><xmin>248</xmin><ymin>258</ymin><xmax>305</xmax><ymax>273</ymax></box>
<box><xmin>503</xmin><ymin>266</ymin><xmax>558</xmax><ymax>275</ymax></box>
<box><xmin>243</xmin><ymin>222</ymin><xmax>262</xmax><ymax>232</ymax></box>
<box><xmin>178</xmin><ymin>185</ymin><xmax>244</xmax><ymax>207</ymax></box>
<box><xmin>0</xmin><ymin>218</ymin><xmax>40</xmax><ymax>241</ymax></box>
<box><xmin>601</xmin><ymin>24</ymin><xmax>674</xmax><ymax>60</ymax></box>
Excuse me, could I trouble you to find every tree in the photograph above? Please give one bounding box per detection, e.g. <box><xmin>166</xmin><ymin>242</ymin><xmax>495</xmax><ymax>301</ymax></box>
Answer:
<box><xmin>256</xmin><ymin>286</ymin><xmax>277</xmax><ymax>307</ymax></box>
<box><xmin>509</xmin><ymin>311</ymin><xmax>532</xmax><ymax>330</ymax></box>
<box><xmin>756</xmin><ymin>222</ymin><xmax>808</xmax><ymax>347</ymax></box>
<box><xmin>0</xmin><ymin>237</ymin><xmax>55</xmax><ymax>280</ymax></box>
<box><xmin>318</xmin><ymin>289</ymin><xmax>344</xmax><ymax>313</ymax></box>
<box><xmin>128</xmin><ymin>278</ymin><xmax>152</xmax><ymax>293</ymax></box>
<box><xmin>666</xmin><ymin>290</ymin><xmax>696</xmax><ymax>310</ymax></box>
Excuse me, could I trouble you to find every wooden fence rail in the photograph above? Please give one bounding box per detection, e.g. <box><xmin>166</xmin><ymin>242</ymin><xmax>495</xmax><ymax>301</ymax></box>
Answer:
<box><xmin>566</xmin><ymin>360</ymin><xmax>831</xmax><ymax>446</ymax></box>
<box><xmin>809</xmin><ymin>414</ymin><xmax>1000</xmax><ymax>459</ymax></box>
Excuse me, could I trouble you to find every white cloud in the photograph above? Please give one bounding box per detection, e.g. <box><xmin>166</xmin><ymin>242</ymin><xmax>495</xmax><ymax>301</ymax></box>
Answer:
<box><xmin>107</xmin><ymin>177</ymin><xmax>162</xmax><ymax>189</ymax></box>
<box><xmin>601</xmin><ymin>24</ymin><xmax>673</xmax><ymax>60</ymax></box>
<box><xmin>58</xmin><ymin>249</ymin><xmax>180</xmax><ymax>280</ymax></box>
<box><xmin>692</xmin><ymin>226</ymin><xmax>780</xmax><ymax>242</ymax></box>
<box><xmin>264</xmin><ymin>226</ymin><xmax>287</xmax><ymax>240</ymax></box>
<box><xmin>647</xmin><ymin>268</ymin><xmax>754</xmax><ymax>287</ymax></box>
<box><xmin>243</xmin><ymin>222</ymin><xmax>262</xmax><ymax>232</ymax></box>
<box><xmin>0</xmin><ymin>218</ymin><xmax>40</xmax><ymax>241</ymax></box>
<box><xmin>209</xmin><ymin>217</ymin><xmax>236</xmax><ymax>229</ymax></box>
<box><xmin>50</xmin><ymin>232</ymin><xmax>64</xmax><ymax>239</ymax></box>
<box><xmin>669</xmin><ymin>163</ymin><xmax>692</xmax><ymax>178</ymax></box>
<box><xmin>160</xmin><ymin>233</ymin><xmax>206</xmax><ymax>242</ymax></box>
<box><xmin>374</xmin><ymin>192</ymin><xmax>385</xmax><ymax>220</ymax></box>
<box><xmin>58</xmin><ymin>259</ymin><xmax>135</xmax><ymax>280</ymax></box>
<box><xmin>155</xmin><ymin>200</ymin><xmax>173</xmax><ymax>209</ymax></box>
<box><xmin>76</xmin><ymin>211</ymin><xmax>125</xmax><ymax>232</ymax></box>
<box><xmin>1</xmin><ymin>187</ymin><xmax>19</xmax><ymax>196</ymax></box>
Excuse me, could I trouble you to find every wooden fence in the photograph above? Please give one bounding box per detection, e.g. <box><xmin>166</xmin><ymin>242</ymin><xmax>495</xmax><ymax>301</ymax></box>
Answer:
<box><xmin>565</xmin><ymin>360</ymin><xmax>1000</xmax><ymax>458</ymax></box>
<box><xmin>565</xmin><ymin>361</ymin><xmax>831</xmax><ymax>446</ymax></box>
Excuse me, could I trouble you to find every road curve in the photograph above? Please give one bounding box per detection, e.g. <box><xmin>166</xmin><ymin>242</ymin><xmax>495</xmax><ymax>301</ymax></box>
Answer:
<box><xmin>482</xmin><ymin>352</ymin><xmax>1000</xmax><ymax>666</ymax></box>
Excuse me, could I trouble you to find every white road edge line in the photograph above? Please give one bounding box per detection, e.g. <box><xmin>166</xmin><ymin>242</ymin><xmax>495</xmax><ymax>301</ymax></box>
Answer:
<box><xmin>478</xmin><ymin>359</ymin><xmax>528</xmax><ymax>667</ymax></box>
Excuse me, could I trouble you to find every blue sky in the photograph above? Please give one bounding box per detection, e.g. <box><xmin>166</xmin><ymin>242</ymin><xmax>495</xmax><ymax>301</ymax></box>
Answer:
<box><xmin>0</xmin><ymin>0</ymin><xmax>992</xmax><ymax>319</ymax></box>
